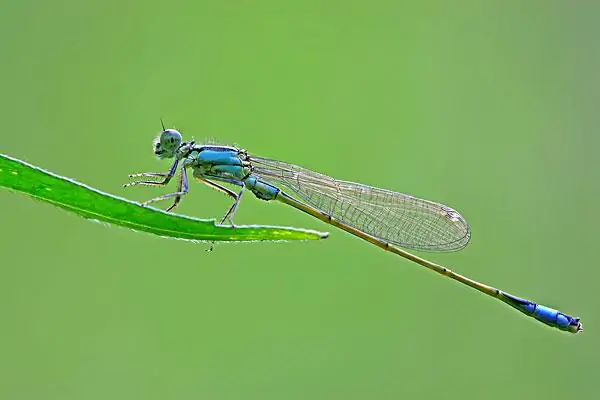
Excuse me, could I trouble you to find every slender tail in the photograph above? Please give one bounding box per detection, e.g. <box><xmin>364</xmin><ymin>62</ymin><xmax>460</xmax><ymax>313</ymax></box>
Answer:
<box><xmin>276</xmin><ymin>192</ymin><xmax>582</xmax><ymax>333</ymax></box>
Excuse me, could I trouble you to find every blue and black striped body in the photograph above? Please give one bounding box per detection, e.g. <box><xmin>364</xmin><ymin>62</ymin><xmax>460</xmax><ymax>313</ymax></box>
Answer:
<box><xmin>500</xmin><ymin>292</ymin><xmax>581</xmax><ymax>332</ymax></box>
<box><xmin>185</xmin><ymin>145</ymin><xmax>280</xmax><ymax>201</ymax></box>
<box><xmin>169</xmin><ymin>143</ymin><xmax>582</xmax><ymax>334</ymax></box>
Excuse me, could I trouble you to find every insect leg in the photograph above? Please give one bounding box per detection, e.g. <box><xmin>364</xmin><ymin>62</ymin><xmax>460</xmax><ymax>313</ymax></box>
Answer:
<box><xmin>142</xmin><ymin>167</ymin><xmax>189</xmax><ymax>209</ymax></box>
<box><xmin>219</xmin><ymin>185</ymin><xmax>246</xmax><ymax>227</ymax></box>
<box><xmin>165</xmin><ymin>167</ymin><xmax>190</xmax><ymax>212</ymax></box>
<box><xmin>124</xmin><ymin>160</ymin><xmax>179</xmax><ymax>187</ymax></box>
<box><xmin>196</xmin><ymin>178</ymin><xmax>245</xmax><ymax>252</ymax></box>
<box><xmin>196</xmin><ymin>177</ymin><xmax>245</xmax><ymax>225</ymax></box>
<box><xmin>195</xmin><ymin>177</ymin><xmax>240</xmax><ymax>200</ymax></box>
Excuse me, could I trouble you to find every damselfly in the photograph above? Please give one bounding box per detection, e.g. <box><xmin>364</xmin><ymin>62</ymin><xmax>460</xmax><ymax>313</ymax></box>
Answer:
<box><xmin>124</xmin><ymin>127</ymin><xmax>582</xmax><ymax>333</ymax></box>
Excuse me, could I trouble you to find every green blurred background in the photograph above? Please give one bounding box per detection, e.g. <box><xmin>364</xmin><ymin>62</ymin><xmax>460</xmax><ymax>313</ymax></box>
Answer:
<box><xmin>1</xmin><ymin>1</ymin><xmax>598</xmax><ymax>399</ymax></box>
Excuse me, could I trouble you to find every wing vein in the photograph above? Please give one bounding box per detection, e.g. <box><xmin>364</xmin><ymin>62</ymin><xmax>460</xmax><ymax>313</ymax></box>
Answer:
<box><xmin>249</xmin><ymin>156</ymin><xmax>471</xmax><ymax>252</ymax></box>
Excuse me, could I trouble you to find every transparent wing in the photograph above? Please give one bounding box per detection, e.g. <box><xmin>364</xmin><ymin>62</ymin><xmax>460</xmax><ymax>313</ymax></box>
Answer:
<box><xmin>249</xmin><ymin>156</ymin><xmax>471</xmax><ymax>252</ymax></box>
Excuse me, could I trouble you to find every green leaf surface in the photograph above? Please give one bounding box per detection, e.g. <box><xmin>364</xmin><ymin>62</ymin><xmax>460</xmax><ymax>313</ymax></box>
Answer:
<box><xmin>0</xmin><ymin>154</ymin><xmax>329</xmax><ymax>242</ymax></box>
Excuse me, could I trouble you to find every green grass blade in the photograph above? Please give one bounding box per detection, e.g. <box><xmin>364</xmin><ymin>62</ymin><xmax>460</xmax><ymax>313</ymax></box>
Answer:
<box><xmin>0</xmin><ymin>154</ymin><xmax>329</xmax><ymax>242</ymax></box>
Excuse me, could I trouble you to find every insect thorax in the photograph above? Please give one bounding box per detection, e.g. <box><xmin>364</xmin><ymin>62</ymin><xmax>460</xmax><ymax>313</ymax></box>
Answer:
<box><xmin>188</xmin><ymin>147</ymin><xmax>251</xmax><ymax>182</ymax></box>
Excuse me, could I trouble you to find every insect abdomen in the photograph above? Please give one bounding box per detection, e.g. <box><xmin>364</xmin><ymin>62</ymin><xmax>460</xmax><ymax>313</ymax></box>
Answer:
<box><xmin>245</xmin><ymin>176</ymin><xmax>280</xmax><ymax>201</ymax></box>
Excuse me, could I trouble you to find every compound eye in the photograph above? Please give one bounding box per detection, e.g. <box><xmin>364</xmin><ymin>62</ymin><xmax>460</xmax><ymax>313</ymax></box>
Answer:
<box><xmin>161</xmin><ymin>129</ymin><xmax>182</xmax><ymax>147</ymax></box>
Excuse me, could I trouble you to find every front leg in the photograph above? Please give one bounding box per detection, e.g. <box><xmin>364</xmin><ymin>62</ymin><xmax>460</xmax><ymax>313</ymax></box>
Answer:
<box><xmin>143</xmin><ymin>166</ymin><xmax>189</xmax><ymax>211</ymax></box>
<box><xmin>123</xmin><ymin>160</ymin><xmax>179</xmax><ymax>188</ymax></box>
<box><xmin>166</xmin><ymin>167</ymin><xmax>189</xmax><ymax>212</ymax></box>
